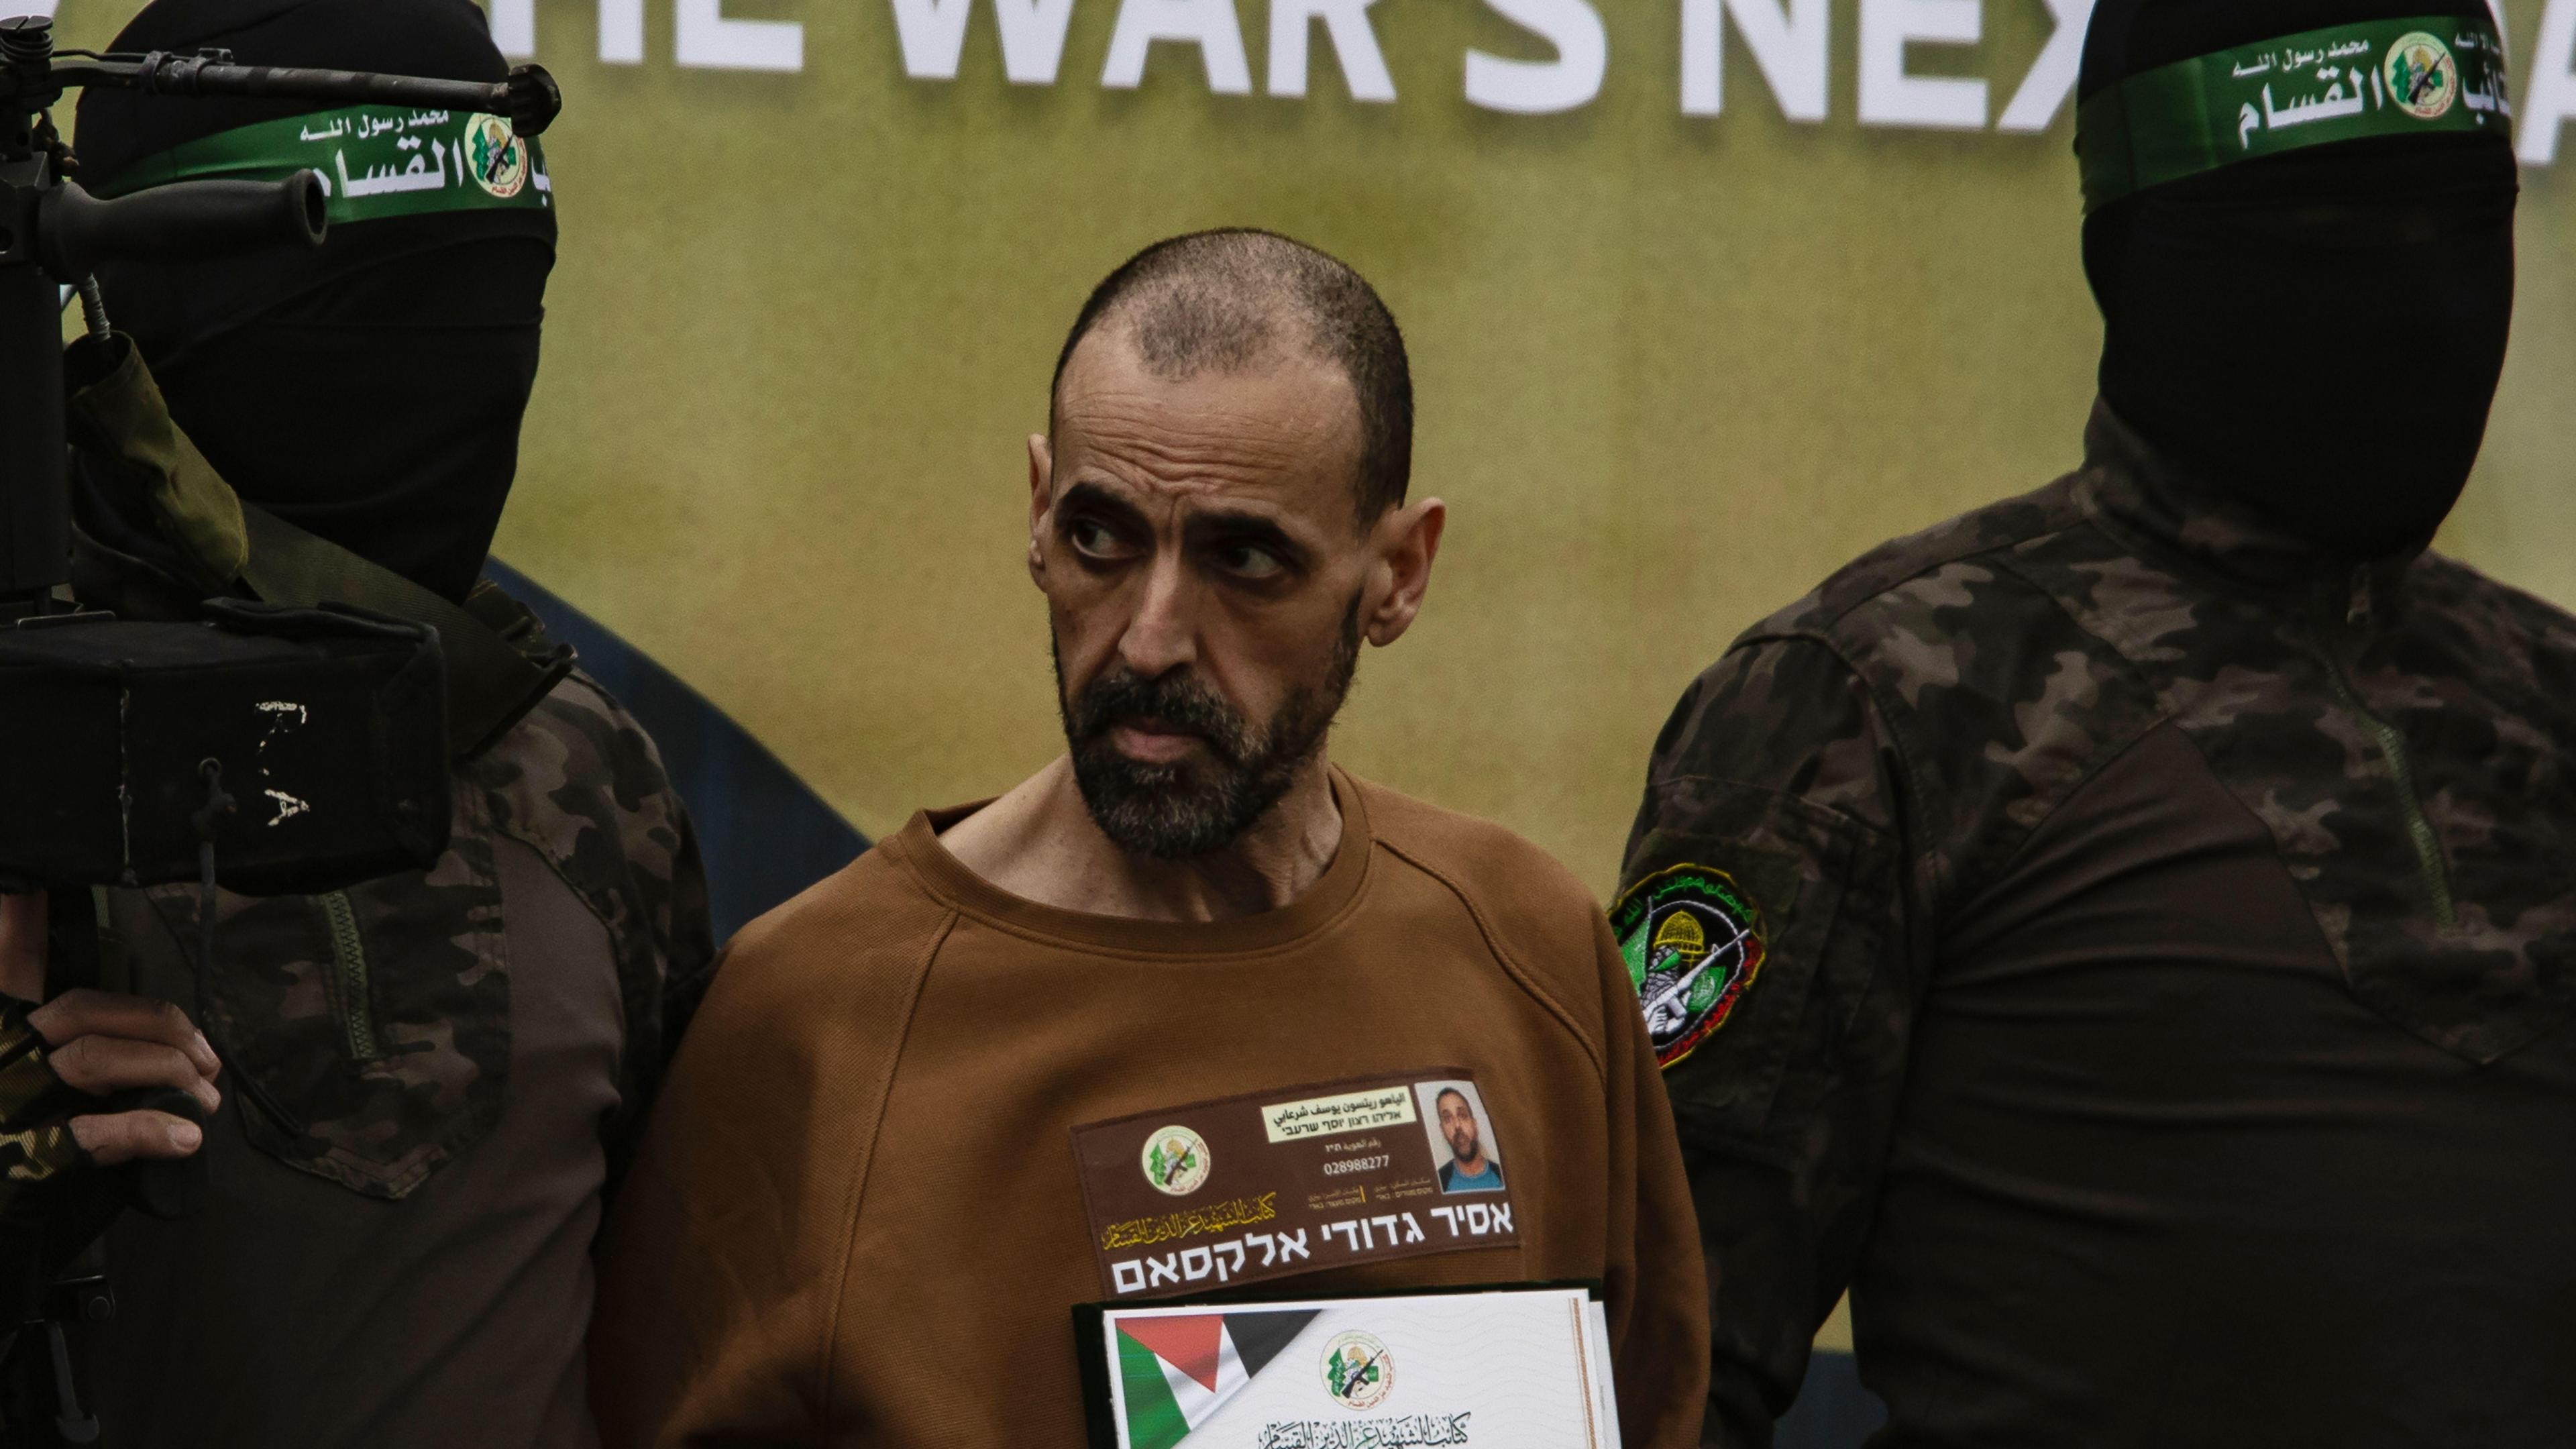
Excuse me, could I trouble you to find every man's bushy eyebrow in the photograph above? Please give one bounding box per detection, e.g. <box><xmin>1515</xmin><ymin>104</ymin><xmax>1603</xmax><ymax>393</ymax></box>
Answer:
<box><xmin>1057</xmin><ymin>482</ymin><xmax>1315</xmax><ymax>566</ymax></box>
<box><xmin>1056</xmin><ymin>480</ymin><xmax>1148</xmax><ymax>527</ymax></box>
<box><xmin>1187</xmin><ymin>510</ymin><xmax>1302</xmax><ymax>553</ymax></box>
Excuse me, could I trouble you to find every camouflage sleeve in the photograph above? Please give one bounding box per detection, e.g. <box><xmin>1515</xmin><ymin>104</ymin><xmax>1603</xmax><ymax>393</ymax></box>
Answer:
<box><xmin>655</xmin><ymin>806</ymin><xmax>719</xmax><ymax>1059</ymax></box>
<box><xmin>482</xmin><ymin>672</ymin><xmax>718</xmax><ymax>1195</ymax></box>
<box><xmin>604</xmin><ymin>757</ymin><xmax>716</xmax><ymax>1195</ymax></box>
<box><xmin>1616</xmin><ymin>636</ymin><xmax>1919</xmax><ymax>1449</ymax></box>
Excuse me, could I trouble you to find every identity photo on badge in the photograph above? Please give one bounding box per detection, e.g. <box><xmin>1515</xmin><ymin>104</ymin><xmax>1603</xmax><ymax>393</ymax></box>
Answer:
<box><xmin>1415</xmin><ymin>1081</ymin><xmax>1503</xmax><ymax>1195</ymax></box>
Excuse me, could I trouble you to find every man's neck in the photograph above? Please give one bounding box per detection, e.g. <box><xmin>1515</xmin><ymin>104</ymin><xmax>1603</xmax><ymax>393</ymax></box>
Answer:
<box><xmin>936</xmin><ymin>754</ymin><xmax>1344</xmax><ymax>922</ymax></box>
<box><xmin>1455</xmin><ymin>1150</ymin><xmax>1487</xmax><ymax>1176</ymax></box>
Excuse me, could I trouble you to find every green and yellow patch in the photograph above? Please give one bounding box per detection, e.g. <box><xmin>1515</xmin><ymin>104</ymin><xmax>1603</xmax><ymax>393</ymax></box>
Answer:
<box><xmin>1612</xmin><ymin>863</ymin><xmax>1767</xmax><ymax>1070</ymax></box>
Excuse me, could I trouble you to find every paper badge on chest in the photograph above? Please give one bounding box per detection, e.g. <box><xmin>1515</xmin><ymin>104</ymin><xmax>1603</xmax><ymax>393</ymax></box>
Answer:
<box><xmin>1072</xmin><ymin>1071</ymin><xmax>1522</xmax><ymax>1299</ymax></box>
<box><xmin>1611</xmin><ymin>863</ymin><xmax>1768</xmax><ymax>1069</ymax></box>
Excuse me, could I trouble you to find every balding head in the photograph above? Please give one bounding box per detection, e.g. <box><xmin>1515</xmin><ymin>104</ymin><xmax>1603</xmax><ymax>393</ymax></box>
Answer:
<box><xmin>1023</xmin><ymin>231</ymin><xmax>1446</xmax><ymax>865</ymax></box>
<box><xmin>1052</xmin><ymin>229</ymin><xmax>1412</xmax><ymax>527</ymax></box>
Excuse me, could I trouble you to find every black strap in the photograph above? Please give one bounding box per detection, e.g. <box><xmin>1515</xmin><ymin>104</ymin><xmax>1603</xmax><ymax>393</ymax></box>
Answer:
<box><xmin>235</xmin><ymin>505</ymin><xmax>572</xmax><ymax>759</ymax></box>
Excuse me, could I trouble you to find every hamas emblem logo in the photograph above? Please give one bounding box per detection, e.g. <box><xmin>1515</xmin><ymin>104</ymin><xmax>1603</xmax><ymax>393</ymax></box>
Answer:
<box><xmin>2383</xmin><ymin>32</ymin><xmax>2459</xmax><ymax>119</ymax></box>
<box><xmin>463</xmin><ymin>114</ymin><xmax>529</xmax><ymax>197</ymax></box>
<box><xmin>1320</xmin><ymin>1330</ymin><xmax>1393</xmax><ymax>1410</ymax></box>
<box><xmin>1140</xmin><ymin>1125</ymin><xmax>1210</xmax><ymax>1197</ymax></box>
<box><xmin>1611</xmin><ymin>863</ymin><xmax>1767</xmax><ymax>1070</ymax></box>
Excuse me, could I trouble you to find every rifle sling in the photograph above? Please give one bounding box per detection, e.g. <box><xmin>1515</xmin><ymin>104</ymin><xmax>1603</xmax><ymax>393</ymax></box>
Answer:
<box><xmin>236</xmin><ymin>505</ymin><xmax>570</xmax><ymax>759</ymax></box>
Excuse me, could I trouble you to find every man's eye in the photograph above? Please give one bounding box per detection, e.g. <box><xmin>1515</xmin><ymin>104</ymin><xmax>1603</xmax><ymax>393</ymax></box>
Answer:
<box><xmin>1069</xmin><ymin>519</ymin><xmax>1126</xmax><ymax>557</ymax></box>
<box><xmin>1220</xmin><ymin>544</ymin><xmax>1285</xmax><ymax>580</ymax></box>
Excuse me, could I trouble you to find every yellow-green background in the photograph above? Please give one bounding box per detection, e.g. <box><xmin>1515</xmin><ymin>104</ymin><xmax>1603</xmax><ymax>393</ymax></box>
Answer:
<box><xmin>58</xmin><ymin>0</ymin><xmax>2573</xmax><ymax>886</ymax></box>
<box><xmin>57</xmin><ymin>0</ymin><xmax>2576</xmax><ymax>1350</ymax></box>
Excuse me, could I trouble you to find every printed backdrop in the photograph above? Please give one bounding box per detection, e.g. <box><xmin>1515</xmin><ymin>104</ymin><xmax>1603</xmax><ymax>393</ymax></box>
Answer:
<box><xmin>54</xmin><ymin>0</ymin><xmax>2576</xmax><ymax>891</ymax></box>
<box><xmin>52</xmin><ymin>0</ymin><xmax>2576</xmax><ymax>1432</ymax></box>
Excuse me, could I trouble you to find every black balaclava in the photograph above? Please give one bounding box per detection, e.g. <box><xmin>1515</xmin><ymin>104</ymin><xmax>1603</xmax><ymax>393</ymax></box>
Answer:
<box><xmin>2078</xmin><ymin>0</ymin><xmax>2517</xmax><ymax>561</ymax></box>
<box><xmin>74</xmin><ymin>0</ymin><xmax>556</xmax><ymax>604</ymax></box>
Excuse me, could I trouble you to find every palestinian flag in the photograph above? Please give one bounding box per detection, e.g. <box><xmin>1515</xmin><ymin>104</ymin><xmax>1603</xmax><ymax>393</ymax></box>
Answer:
<box><xmin>1113</xmin><ymin>1309</ymin><xmax>1320</xmax><ymax>1449</ymax></box>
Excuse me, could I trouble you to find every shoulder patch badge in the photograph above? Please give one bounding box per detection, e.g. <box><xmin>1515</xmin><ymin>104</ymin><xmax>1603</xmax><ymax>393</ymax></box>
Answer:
<box><xmin>1611</xmin><ymin>863</ymin><xmax>1766</xmax><ymax>1070</ymax></box>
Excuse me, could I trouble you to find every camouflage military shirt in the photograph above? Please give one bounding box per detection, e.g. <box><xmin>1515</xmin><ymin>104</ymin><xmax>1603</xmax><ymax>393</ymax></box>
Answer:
<box><xmin>87</xmin><ymin>641</ymin><xmax>716</xmax><ymax>1448</ymax></box>
<box><xmin>1619</xmin><ymin>404</ymin><xmax>2576</xmax><ymax>1448</ymax></box>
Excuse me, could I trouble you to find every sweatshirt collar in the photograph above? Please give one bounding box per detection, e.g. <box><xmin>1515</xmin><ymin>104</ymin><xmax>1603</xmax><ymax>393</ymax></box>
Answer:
<box><xmin>887</xmin><ymin>765</ymin><xmax>1375</xmax><ymax>959</ymax></box>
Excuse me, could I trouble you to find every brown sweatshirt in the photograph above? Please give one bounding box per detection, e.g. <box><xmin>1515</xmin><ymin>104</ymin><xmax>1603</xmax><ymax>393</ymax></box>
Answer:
<box><xmin>590</xmin><ymin>769</ymin><xmax>1708</xmax><ymax>1448</ymax></box>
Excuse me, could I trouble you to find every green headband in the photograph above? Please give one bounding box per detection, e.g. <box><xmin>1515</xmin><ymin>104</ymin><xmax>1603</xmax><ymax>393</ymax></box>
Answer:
<box><xmin>93</xmin><ymin>105</ymin><xmax>551</xmax><ymax>225</ymax></box>
<box><xmin>2077</xmin><ymin>16</ymin><xmax>2511</xmax><ymax>213</ymax></box>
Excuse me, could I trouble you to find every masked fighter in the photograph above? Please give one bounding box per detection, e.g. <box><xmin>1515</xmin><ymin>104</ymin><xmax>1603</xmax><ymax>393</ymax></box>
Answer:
<box><xmin>0</xmin><ymin>1</ymin><xmax>715</xmax><ymax>1444</ymax></box>
<box><xmin>592</xmin><ymin>230</ymin><xmax>1707</xmax><ymax>1448</ymax></box>
<box><xmin>1617</xmin><ymin>1</ymin><xmax>2567</xmax><ymax>1444</ymax></box>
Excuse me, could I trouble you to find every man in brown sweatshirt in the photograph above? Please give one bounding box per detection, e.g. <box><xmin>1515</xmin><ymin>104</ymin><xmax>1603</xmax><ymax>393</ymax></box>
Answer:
<box><xmin>590</xmin><ymin>230</ymin><xmax>1708</xmax><ymax>1448</ymax></box>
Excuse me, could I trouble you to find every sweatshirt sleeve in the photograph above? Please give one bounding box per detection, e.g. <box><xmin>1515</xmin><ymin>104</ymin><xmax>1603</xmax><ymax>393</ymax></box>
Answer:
<box><xmin>1617</xmin><ymin>637</ymin><xmax>1918</xmax><ymax>1449</ymax></box>
<box><xmin>1597</xmin><ymin>908</ymin><xmax>1717</xmax><ymax>1449</ymax></box>
<box><xmin>588</xmin><ymin>860</ymin><xmax>947</xmax><ymax>1447</ymax></box>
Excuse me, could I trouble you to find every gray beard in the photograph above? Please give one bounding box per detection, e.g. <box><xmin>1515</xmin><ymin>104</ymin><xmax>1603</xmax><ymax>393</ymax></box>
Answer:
<box><xmin>1053</xmin><ymin>592</ymin><xmax>1360</xmax><ymax>861</ymax></box>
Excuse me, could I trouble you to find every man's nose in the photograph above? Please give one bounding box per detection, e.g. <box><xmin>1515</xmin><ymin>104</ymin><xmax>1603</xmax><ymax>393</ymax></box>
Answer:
<box><xmin>1118</xmin><ymin>555</ymin><xmax>1198</xmax><ymax>678</ymax></box>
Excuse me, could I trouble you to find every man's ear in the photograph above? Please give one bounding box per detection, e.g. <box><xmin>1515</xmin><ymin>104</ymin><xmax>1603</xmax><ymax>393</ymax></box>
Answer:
<box><xmin>1362</xmin><ymin>497</ymin><xmax>1446</xmax><ymax>648</ymax></box>
<box><xmin>1027</xmin><ymin>433</ymin><xmax>1054</xmax><ymax>588</ymax></box>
